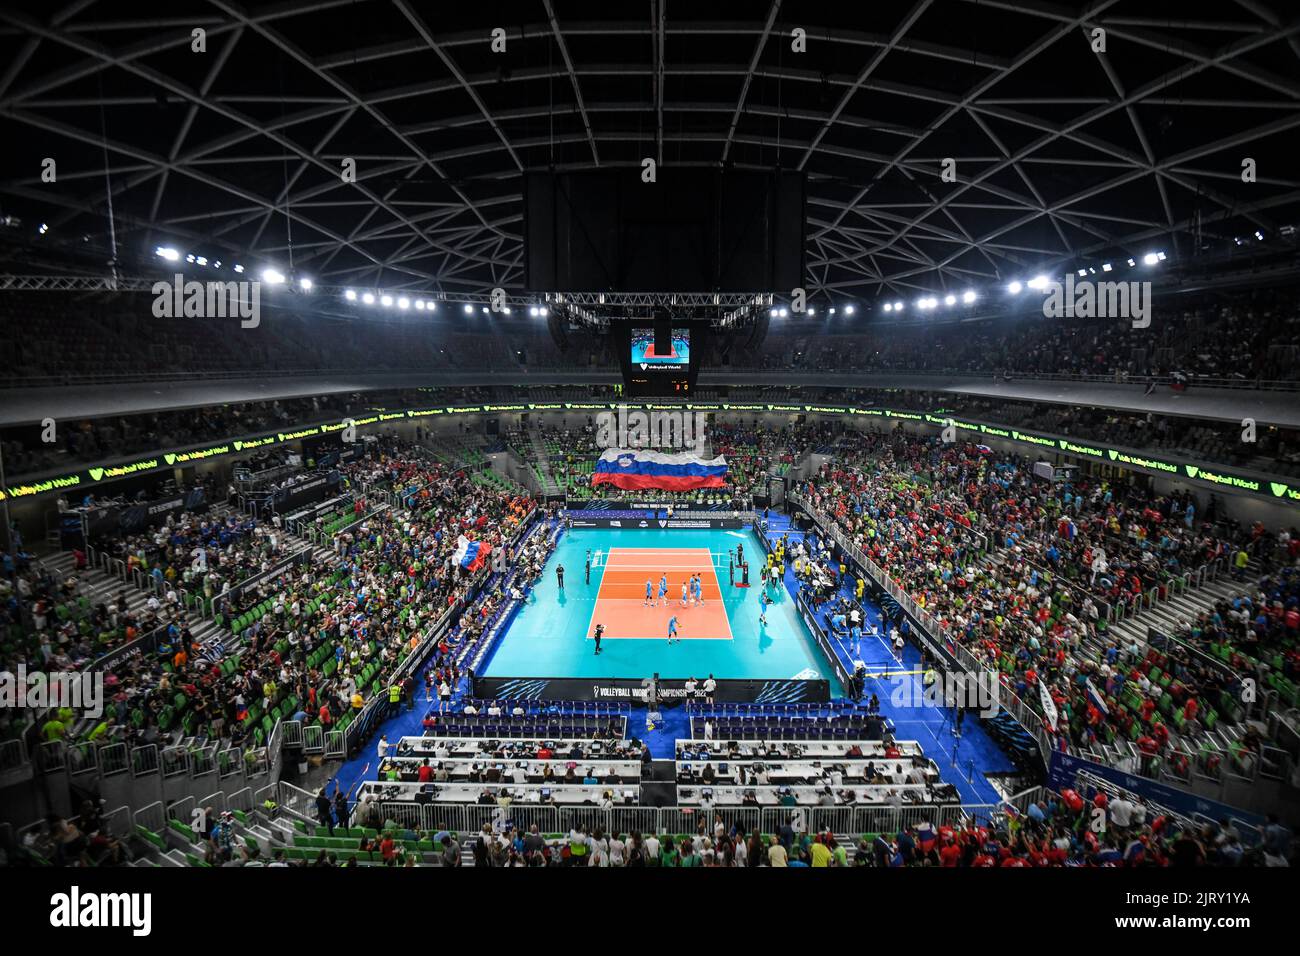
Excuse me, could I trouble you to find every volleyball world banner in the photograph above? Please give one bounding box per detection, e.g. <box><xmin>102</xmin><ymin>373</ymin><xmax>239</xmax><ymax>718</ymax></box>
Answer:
<box><xmin>590</xmin><ymin>448</ymin><xmax>728</xmax><ymax>491</ymax></box>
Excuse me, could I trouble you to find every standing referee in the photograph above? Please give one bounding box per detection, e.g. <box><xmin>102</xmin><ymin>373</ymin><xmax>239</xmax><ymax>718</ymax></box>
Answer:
<box><xmin>593</xmin><ymin>623</ymin><xmax>605</xmax><ymax>655</ymax></box>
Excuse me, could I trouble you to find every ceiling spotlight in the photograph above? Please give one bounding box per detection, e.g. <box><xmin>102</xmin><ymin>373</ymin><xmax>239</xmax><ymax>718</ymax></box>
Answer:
<box><xmin>1008</xmin><ymin>281</ymin><xmax>1023</xmax><ymax>294</ymax></box>
<box><xmin>1077</xmin><ymin>269</ymin><xmax>1088</xmax><ymax>277</ymax></box>
<box><xmin>807</xmin><ymin>308</ymin><xmax>815</xmax><ymax>316</ymax></box>
<box><xmin>1126</xmin><ymin>258</ymin><xmax>1136</xmax><ymax>267</ymax></box>
<box><xmin>828</xmin><ymin>308</ymin><xmax>836</xmax><ymax>315</ymax></box>
<box><xmin>156</xmin><ymin>246</ymin><xmax>180</xmax><ymax>261</ymax></box>
<box><xmin>397</xmin><ymin>297</ymin><xmax>410</xmax><ymax>309</ymax></box>
<box><xmin>503</xmin><ymin>306</ymin><xmax>511</xmax><ymax>315</ymax></box>
<box><xmin>196</xmin><ymin>256</ymin><xmax>208</xmax><ymax>266</ymax></box>
<box><xmin>427</xmin><ymin>301</ymin><xmax>436</xmax><ymax>312</ymax></box>
<box><xmin>415</xmin><ymin>299</ymin><xmax>425</xmax><ymax>310</ymax></box>
<box><xmin>213</xmin><ymin>260</ymin><xmax>221</xmax><ymax>268</ymax></box>
<box><xmin>844</xmin><ymin>305</ymin><xmax>855</xmax><ymax>315</ymax></box>
<box><xmin>185</xmin><ymin>253</ymin><xmax>196</xmax><ymax>263</ymax></box>
<box><xmin>883</xmin><ymin>303</ymin><xmax>893</xmax><ymax>313</ymax></box>
<box><xmin>944</xmin><ymin>294</ymin><xmax>956</xmax><ymax>306</ymax></box>
<box><xmin>262</xmin><ymin>268</ymin><xmax>286</xmax><ymax>285</ymax></box>
<box><xmin>344</xmin><ymin>289</ymin><xmax>357</xmax><ymax>301</ymax></box>
<box><xmin>1254</xmin><ymin>230</ymin><xmax>1264</xmax><ymax>240</ymax></box>
<box><xmin>362</xmin><ymin>292</ymin><xmax>375</xmax><ymax>305</ymax></box>
<box><xmin>233</xmin><ymin>264</ymin><xmax>244</xmax><ymax>274</ymax></box>
<box><xmin>779</xmin><ymin>308</ymin><xmax>788</xmax><ymax>317</ymax></box>
<box><xmin>380</xmin><ymin>294</ymin><xmax>393</xmax><ymax>307</ymax></box>
<box><xmin>962</xmin><ymin>290</ymin><xmax>976</xmax><ymax>304</ymax></box>
<box><xmin>1101</xmin><ymin>263</ymin><xmax>1112</xmax><ymax>272</ymax></box>
<box><xmin>298</xmin><ymin>277</ymin><xmax>312</xmax><ymax>291</ymax></box>
<box><xmin>37</xmin><ymin>223</ymin><xmax>48</xmax><ymax>235</ymax></box>
<box><xmin>481</xmin><ymin>307</ymin><xmax>489</xmax><ymax>314</ymax></box>
<box><xmin>1157</xmin><ymin>251</ymin><xmax>1166</xmax><ymax>261</ymax></box>
<box><xmin>769</xmin><ymin>307</ymin><xmax>778</xmax><ymax>317</ymax></box>
<box><xmin>893</xmin><ymin>301</ymin><xmax>904</xmax><ymax>311</ymax></box>
<box><xmin>1027</xmin><ymin>275</ymin><xmax>1049</xmax><ymax>290</ymax></box>
<box><xmin>538</xmin><ymin>307</ymin><xmax>547</xmax><ymax>316</ymax></box>
<box><xmin>463</xmin><ymin>303</ymin><xmax>474</xmax><ymax>314</ymax></box>
<box><xmin>1142</xmin><ymin>252</ymin><xmax>1159</xmax><ymax>265</ymax></box>
<box><xmin>530</xmin><ymin>306</ymin><xmax>539</xmax><ymax>317</ymax></box>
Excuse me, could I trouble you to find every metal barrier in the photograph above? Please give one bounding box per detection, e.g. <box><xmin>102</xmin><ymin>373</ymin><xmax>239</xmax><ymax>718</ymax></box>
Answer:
<box><xmin>228</xmin><ymin>787</ymin><xmax>255</xmax><ymax>813</ymax></box>
<box><xmin>103</xmin><ymin>805</ymin><xmax>132</xmax><ymax>839</ymax></box>
<box><xmin>302</xmin><ymin>724</ymin><xmax>324</xmax><ymax>754</ymax></box>
<box><xmin>99</xmin><ymin>741</ymin><xmax>130</xmax><ymax>777</ymax></box>
<box><xmin>133</xmin><ymin>801</ymin><xmax>166</xmax><ymax>834</ymax></box>
<box><xmin>324</xmin><ymin>729</ymin><xmax>346</xmax><ymax>759</ymax></box>
<box><xmin>167</xmin><ymin>796</ymin><xmax>195</xmax><ymax>826</ymax></box>
<box><xmin>197</xmin><ymin>790</ymin><xmax>228</xmax><ymax>814</ymax></box>
<box><xmin>132</xmin><ymin>743</ymin><xmax>160</xmax><ymax>777</ymax></box>
<box><xmin>161</xmin><ymin>745</ymin><xmax>189</xmax><ymax>778</ymax></box>
<box><xmin>0</xmin><ymin>737</ymin><xmax>27</xmax><ymax>773</ymax></box>
<box><xmin>379</xmin><ymin>801</ymin><xmax>424</xmax><ymax>830</ymax></box>
<box><xmin>36</xmin><ymin>740</ymin><xmax>66</xmax><ymax>772</ymax></box>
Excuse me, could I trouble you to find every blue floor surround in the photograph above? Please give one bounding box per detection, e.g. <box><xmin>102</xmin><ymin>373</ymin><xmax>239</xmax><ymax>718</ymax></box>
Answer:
<box><xmin>328</xmin><ymin>511</ymin><xmax>1016</xmax><ymax>810</ymax></box>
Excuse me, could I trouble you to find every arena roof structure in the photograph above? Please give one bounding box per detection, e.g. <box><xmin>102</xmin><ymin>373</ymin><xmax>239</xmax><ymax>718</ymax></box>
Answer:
<box><xmin>0</xmin><ymin>0</ymin><xmax>1298</xmax><ymax>299</ymax></box>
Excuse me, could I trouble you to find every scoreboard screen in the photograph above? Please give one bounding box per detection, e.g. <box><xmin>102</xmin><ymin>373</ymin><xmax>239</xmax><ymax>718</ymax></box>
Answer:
<box><xmin>615</xmin><ymin>321</ymin><xmax>706</xmax><ymax>397</ymax></box>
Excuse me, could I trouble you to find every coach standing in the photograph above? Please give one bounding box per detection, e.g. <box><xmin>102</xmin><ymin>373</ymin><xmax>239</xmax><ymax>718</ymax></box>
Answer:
<box><xmin>556</xmin><ymin>564</ymin><xmax>565</xmax><ymax>591</ymax></box>
<box><xmin>593</xmin><ymin>623</ymin><xmax>604</xmax><ymax>655</ymax></box>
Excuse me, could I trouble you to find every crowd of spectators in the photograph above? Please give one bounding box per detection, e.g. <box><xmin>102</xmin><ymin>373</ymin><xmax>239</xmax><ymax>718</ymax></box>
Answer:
<box><xmin>3</xmin><ymin>449</ymin><xmax>538</xmax><ymax>765</ymax></box>
<box><xmin>798</xmin><ymin>426</ymin><xmax>1278</xmax><ymax>767</ymax></box>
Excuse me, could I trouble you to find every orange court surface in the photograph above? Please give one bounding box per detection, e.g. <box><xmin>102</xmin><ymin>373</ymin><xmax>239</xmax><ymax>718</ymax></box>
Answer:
<box><xmin>590</xmin><ymin>547</ymin><xmax>734</xmax><ymax>641</ymax></box>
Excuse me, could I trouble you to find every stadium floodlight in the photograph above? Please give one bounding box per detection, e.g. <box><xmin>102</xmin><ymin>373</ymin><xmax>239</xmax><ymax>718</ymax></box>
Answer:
<box><xmin>503</xmin><ymin>306</ymin><xmax>511</xmax><ymax>315</ymax></box>
<box><xmin>538</xmin><ymin>307</ymin><xmax>547</xmax><ymax>316</ymax></box>
<box><xmin>1157</xmin><ymin>251</ymin><xmax>1167</xmax><ymax>261</ymax></box>
<box><xmin>962</xmin><ymin>290</ymin><xmax>976</xmax><ymax>304</ymax></box>
<box><xmin>38</xmin><ymin>223</ymin><xmax>48</xmax><ymax>235</ymax></box>
<box><xmin>1077</xmin><ymin>269</ymin><xmax>1088</xmax><ymax>277</ymax></box>
<box><xmin>807</xmin><ymin>308</ymin><xmax>815</xmax><ymax>316</ymax></box>
<box><xmin>213</xmin><ymin>260</ymin><xmax>221</xmax><ymax>268</ymax></box>
<box><xmin>380</xmin><ymin>294</ymin><xmax>393</xmax><ymax>307</ymax></box>
<box><xmin>944</xmin><ymin>294</ymin><xmax>956</xmax><ymax>306</ymax></box>
<box><xmin>195</xmin><ymin>256</ymin><xmax>207</xmax><ymax>266</ymax></box>
<box><xmin>883</xmin><ymin>303</ymin><xmax>893</xmax><ymax>313</ymax></box>
<box><xmin>844</xmin><ymin>305</ymin><xmax>855</xmax><ymax>315</ymax></box>
<box><xmin>769</xmin><ymin>307</ymin><xmax>778</xmax><ymax>317</ymax></box>
<box><xmin>156</xmin><ymin>246</ymin><xmax>181</xmax><ymax>261</ymax></box>
<box><xmin>1126</xmin><ymin>258</ymin><xmax>1136</xmax><ymax>267</ymax></box>
<box><xmin>185</xmin><ymin>253</ymin><xmax>196</xmax><ymax>263</ymax></box>
<box><xmin>1255</xmin><ymin>230</ymin><xmax>1264</xmax><ymax>241</ymax></box>
<box><xmin>344</xmin><ymin>289</ymin><xmax>357</xmax><ymax>301</ymax></box>
<box><xmin>530</xmin><ymin>306</ymin><xmax>539</xmax><ymax>317</ymax></box>
<box><xmin>298</xmin><ymin>277</ymin><xmax>312</xmax><ymax>291</ymax></box>
<box><xmin>397</xmin><ymin>297</ymin><xmax>410</xmax><ymax>309</ymax></box>
<box><xmin>262</xmin><ymin>268</ymin><xmax>286</xmax><ymax>285</ymax></box>
<box><xmin>481</xmin><ymin>307</ymin><xmax>489</xmax><ymax>314</ymax></box>
<box><xmin>415</xmin><ymin>299</ymin><xmax>425</xmax><ymax>310</ymax></box>
<box><xmin>1142</xmin><ymin>252</ymin><xmax>1159</xmax><ymax>265</ymax></box>
<box><xmin>233</xmin><ymin>264</ymin><xmax>244</xmax><ymax>273</ymax></box>
<box><xmin>779</xmin><ymin>308</ymin><xmax>788</xmax><ymax>317</ymax></box>
<box><xmin>427</xmin><ymin>301</ymin><xmax>436</xmax><ymax>312</ymax></box>
<box><xmin>1027</xmin><ymin>275</ymin><xmax>1049</xmax><ymax>290</ymax></box>
<box><xmin>362</xmin><ymin>292</ymin><xmax>375</xmax><ymax>305</ymax></box>
<box><xmin>893</xmin><ymin>301</ymin><xmax>903</xmax><ymax>311</ymax></box>
<box><xmin>1102</xmin><ymin>263</ymin><xmax>1112</xmax><ymax>272</ymax></box>
<box><xmin>1008</xmin><ymin>281</ymin><xmax>1023</xmax><ymax>294</ymax></box>
<box><xmin>463</xmin><ymin>303</ymin><xmax>474</xmax><ymax>314</ymax></box>
<box><xmin>828</xmin><ymin>308</ymin><xmax>836</xmax><ymax>315</ymax></box>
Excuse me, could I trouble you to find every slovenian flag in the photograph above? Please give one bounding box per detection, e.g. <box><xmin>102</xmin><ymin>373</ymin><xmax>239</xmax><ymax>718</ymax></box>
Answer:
<box><xmin>590</xmin><ymin>448</ymin><xmax>728</xmax><ymax>491</ymax></box>
<box><xmin>1084</xmin><ymin>677</ymin><xmax>1109</xmax><ymax>716</ymax></box>
<box><xmin>454</xmin><ymin>534</ymin><xmax>491</xmax><ymax>571</ymax></box>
